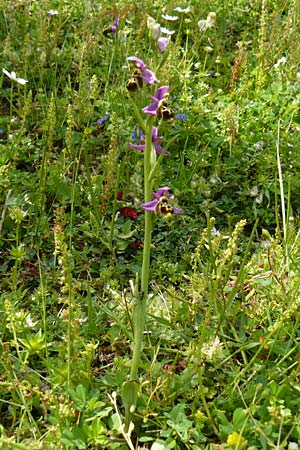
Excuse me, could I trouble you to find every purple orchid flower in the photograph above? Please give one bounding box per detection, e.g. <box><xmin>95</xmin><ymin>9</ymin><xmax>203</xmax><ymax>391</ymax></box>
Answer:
<box><xmin>128</xmin><ymin>127</ymin><xmax>169</xmax><ymax>156</ymax></box>
<box><xmin>111</xmin><ymin>16</ymin><xmax>119</xmax><ymax>34</ymax></box>
<box><xmin>128</xmin><ymin>56</ymin><xmax>158</xmax><ymax>85</ymax></box>
<box><xmin>142</xmin><ymin>86</ymin><xmax>169</xmax><ymax>116</ymax></box>
<box><xmin>141</xmin><ymin>187</ymin><xmax>183</xmax><ymax>218</ymax></box>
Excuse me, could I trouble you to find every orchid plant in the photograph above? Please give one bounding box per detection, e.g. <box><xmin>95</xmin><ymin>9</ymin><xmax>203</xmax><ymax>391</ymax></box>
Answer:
<box><xmin>122</xmin><ymin>49</ymin><xmax>183</xmax><ymax>428</ymax></box>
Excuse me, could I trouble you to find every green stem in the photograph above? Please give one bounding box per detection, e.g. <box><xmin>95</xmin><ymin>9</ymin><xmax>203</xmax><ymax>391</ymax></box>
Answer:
<box><xmin>129</xmin><ymin>116</ymin><xmax>154</xmax><ymax>381</ymax></box>
<box><xmin>148</xmin><ymin>134</ymin><xmax>178</xmax><ymax>184</ymax></box>
<box><xmin>141</xmin><ymin>117</ymin><xmax>154</xmax><ymax>293</ymax></box>
<box><xmin>129</xmin><ymin>297</ymin><xmax>146</xmax><ymax>380</ymax></box>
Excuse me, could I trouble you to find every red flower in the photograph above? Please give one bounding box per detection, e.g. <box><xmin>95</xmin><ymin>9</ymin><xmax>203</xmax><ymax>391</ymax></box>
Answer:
<box><xmin>130</xmin><ymin>241</ymin><xmax>142</xmax><ymax>250</ymax></box>
<box><xmin>120</xmin><ymin>206</ymin><xmax>138</xmax><ymax>220</ymax></box>
<box><xmin>117</xmin><ymin>191</ymin><xmax>124</xmax><ymax>201</ymax></box>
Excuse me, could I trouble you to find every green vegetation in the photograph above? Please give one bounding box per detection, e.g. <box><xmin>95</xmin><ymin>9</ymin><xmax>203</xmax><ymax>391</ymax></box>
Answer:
<box><xmin>1</xmin><ymin>0</ymin><xmax>300</xmax><ymax>448</ymax></box>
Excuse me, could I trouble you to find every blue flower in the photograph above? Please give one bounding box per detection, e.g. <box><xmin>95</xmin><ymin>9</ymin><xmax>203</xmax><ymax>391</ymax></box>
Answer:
<box><xmin>131</xmin><ymin>129</ymin><xmax>143</xmax><ymax>143</ymax></box>
<box><xmin>128</xmin><ymin>127</ymin><xmax>169</xmax><ymax>156</ymax></box>
<box><xmin>176</xmin><ymin>113</ymin><xmax>187</xmax><ymax>121</ymax></box>
<box><xmin>97</xmin><ymin>115</ymin><xmax>109</xmax><ymax>126</ymax></box>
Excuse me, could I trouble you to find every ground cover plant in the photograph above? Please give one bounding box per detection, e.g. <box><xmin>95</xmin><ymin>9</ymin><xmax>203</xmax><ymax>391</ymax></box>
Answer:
<box><xmin>1</xmin><ymin>0</ymin><xmax>300</xmax><ymax>448</ymax></box>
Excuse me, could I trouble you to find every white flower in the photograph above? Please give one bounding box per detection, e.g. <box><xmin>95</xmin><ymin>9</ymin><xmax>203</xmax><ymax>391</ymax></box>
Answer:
<box><xmin>161</xmin><ymin>14</ymin><xmax>179</xmax><ymax>21</ymax></box>
<box><xmin>47</xmin><ymin>9</ymin><xmax>59</xmax><ymax>15</ymax></box>
<box><xmin>206</xmin><ymin>12</ymin><xmax>216</xmax><ymax>28</ymax></box>
<box><xmin>151</xmin><ymin>443</ymin><xmax>165</xmax><ymax>450</ymax></box>
<box><xmin>2</xmin><ymin>68</ymin><xmax>28</xmax><ymax>85</ymax></box>
<box><xmin>174</xmin><ymin>6</ymin><xmax>191</xmax><ymax>13</ymax></box>
<box><xmin>273</xmin><ymin>56</ymin><xmax>287</xmax><ymax>69</ymax></box>
<box><xmin>201</xmin><ymin>336</ymin><xmax>223</xmax><ymax>362</ymax></box>
<box><xmin>160</xmin><ymin>27</ymin><xmax>175</xmax><ymax>35</ymax></box>
<box><xmin>147</xmin><ymin>15</ymin><xmax>161</xmax><ymax>40</ymax></box>
<box><xmin>198</xmin><ymin>12</ymin><xmax>216</xmax><ymax>31</ymax></box>
<box><xmin>198</xmin><ymin>19</ymin><xmax>207</xmax><ymax>31</ymax></box>
<box><xmin>25</xmin><ymin>315</ymin><xmax>37</xmax><ymax>328</ymax></box>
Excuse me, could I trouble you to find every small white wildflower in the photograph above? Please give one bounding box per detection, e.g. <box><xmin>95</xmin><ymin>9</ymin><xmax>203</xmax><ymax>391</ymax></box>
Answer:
<box><xmin>255</xmin><ymin>140</ymin><xmax>264</xmax><ymax>150</ymax></box>
<box><xmin>211</xmin><ymin>227</ymin><xmax>220</xmax><ymax>237</ymax></box>
<box><xmin>198</xmin><ymin>19</ymin><xmax>207</xmax><ymax>31</ymax></box>
<box><xmin>206</xmin><ymin>12</ymin><xmax>216</xmax><ymax>28</ymax></box>
<box><xmin>256</xmin><ymin>192</ymin><xmax>263</xmax><ymax>204</ymax></box>
<box><xmin>151</xmin><ymin>443</ymin><xmax>165</xmax><ymax>450</ymax></box>
<box><xmin>47</xmin><ymin>9</ymin><xmax>59</xmax><ymax>16</ymax></box>
<box><xmin>198</xmin><ymin>12</ymin><xmax>216</xmax><ymax>31</ymax></box>
<box><xmin>174</xmin><ymin>6</ymin><xmax>191</xmax><ymax>14</ymax></box>
<box><xmin>162</xmin><ymin>14</ymin><xmax>179</xmax><ymax>21</ymax></box>
<box><xmin>147</xmin><ymin>15</ymin><xmax>161</xmax><ymax>40</ymax></box>
<box><xmin>261</xmin><ymin>240</ymin><xmax>271</xmax><ymax>249</ymax></box>
<box><xmin>201</xmin><ymin>336</ymin><xmax>223</xmax><ymax>362</ymax></box>
<box><xmin>288</xmin><ymin>442</ymin><xmax>299</xmax><ymax>450</ymax></box>
<box><xmin>160</xmin><ymin>27</ymin><xmax>176</xmax><ymax>35</ymax></box>
<box><xmin>76</xmin><ymin>317</ymin><xmax>88</xmax><ymax>324</ymax></box>
<box><xmin>2</xmin><ymin>68</ymin><xmax>28</xmax><ymax>85</ymax></box>
<box><xmin>25</xmin><ymin>315</ymin><xmax>37</xmax><ymax>328</ymax></box>
<box><xmin>274</xmin><ymin>56</ymin><xmax>286</xmax><ymax>69</ymax></box>
<box><xmin>250</xmin><ymin>185</ymin><xmax>259</xmax><ymax>197</ymax></box>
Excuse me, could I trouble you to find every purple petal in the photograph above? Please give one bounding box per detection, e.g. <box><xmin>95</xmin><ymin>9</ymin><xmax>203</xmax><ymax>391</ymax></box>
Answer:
<box><xmin>141</xmin><ymin>199</ymin><xmax>158</xmax><ymax>212</ymax></box>
<box><xmin>141</xmin><ymin>68</ymin><xmax>158</xmax><ymax>85</ymax></box>
<box><xmin>151</xmin><ymin>127</ymin><xmax>161</xmax><ymax>142</ymax></box>
<box><xmin>152</xmin><ymin>187</ymin><xmax>171</xmax><ymax>199</ymax></box>
<box><xmin>111</xmin><ymin>16</ymin><xmax>119</xmax><ymax>33</ymax></box>
<box><xmin>154</xmin><ymin>86</ymin><xmax>169</xmax><ymax>100</ymax></box>
<box><xmin>142</xmin><ymin>103</ymin><xmax>159</xmax><ymax>115</ymax></box>
<box><xmin>128</xmin><ymin>143</ymin><xmax>145</xmax><ymax>152</ymax></box>
<box><xmin>128</xmin><ymin>56</ymin><xmax>146</xmax><ymax>70</ymax></box>
<box><xmin>158</xmin><ymin>37</ymin><xmax>169</xmax><ymax>52</ymax></box>
<box><xmin>172</xmin><ymin>207</ymin><xmax>184</xmax><ymax>214</ymax></box>
<box><xmin>154</xmin><ymin>142</ymin><xmax>169</xmax><ymax>156</ymax></box>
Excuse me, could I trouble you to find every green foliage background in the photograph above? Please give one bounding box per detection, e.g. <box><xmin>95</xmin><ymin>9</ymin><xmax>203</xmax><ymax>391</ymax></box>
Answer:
<box><xmin>1</xmin><ymin>0</ymin><xmax>300</xmax><ymax>449</ymax></box>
